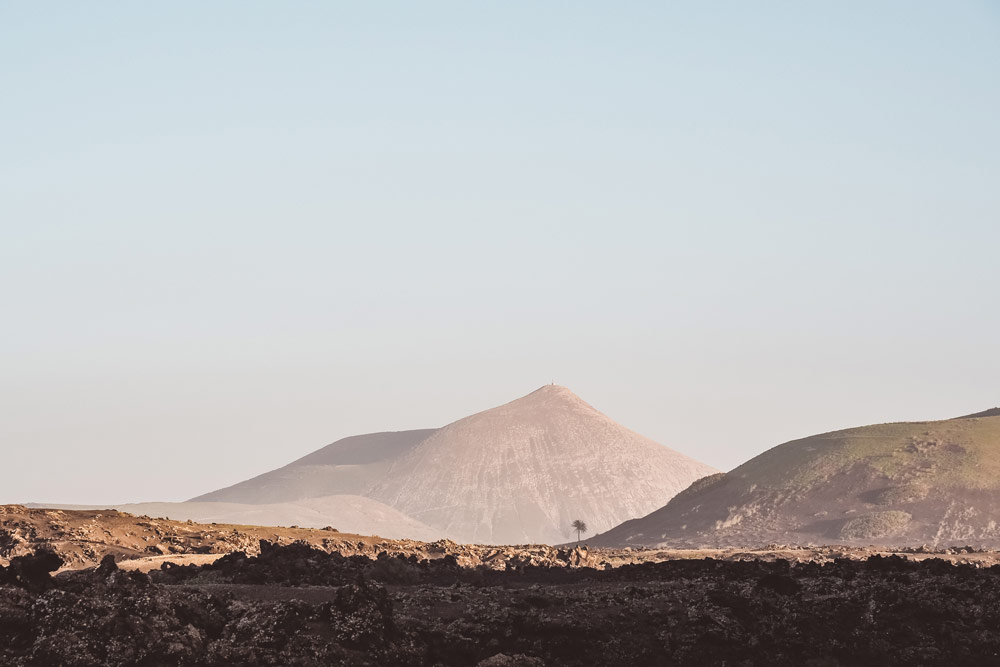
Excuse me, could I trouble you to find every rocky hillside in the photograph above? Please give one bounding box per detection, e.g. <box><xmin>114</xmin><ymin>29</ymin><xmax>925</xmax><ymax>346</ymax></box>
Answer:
<box><xmin>191</xmin><ymin>385</ymin><xmax>716</xmax><ymax>544</ymax></box>
<box><xmin>591</xmin><ymin>409</ymin><xmax>1000</xmax><ymax>548</ymax></box>
<box><xmin>0</xmin><ymin>504</ymin><xmax>372</xmax><ymax>570</ymax></box>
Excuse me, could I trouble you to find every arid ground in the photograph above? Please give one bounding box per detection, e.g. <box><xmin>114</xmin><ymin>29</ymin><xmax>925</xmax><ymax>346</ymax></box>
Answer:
<box><xmin>4</xmin><ymin>505</ymin><xmax>1000</xmax><ymax>666</ymax></box>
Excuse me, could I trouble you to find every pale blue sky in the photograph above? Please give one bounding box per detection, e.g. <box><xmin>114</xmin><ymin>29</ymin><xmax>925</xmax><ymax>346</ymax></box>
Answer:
<box><xmin>2</xmin><ymin>2</ymin><xmax>998</xmax><ymax>503</ymax></box>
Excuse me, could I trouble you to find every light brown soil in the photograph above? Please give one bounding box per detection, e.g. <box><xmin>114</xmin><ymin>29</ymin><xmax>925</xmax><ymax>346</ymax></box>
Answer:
<box><xmin>0</xmin><ymin>504</ymin><xmax>408</xmax><ymax>570</ymax></box>
<box><xmin>3</xmin><ymin>504</ymin><xmax>997</xmax><ymax>573</ymax></box>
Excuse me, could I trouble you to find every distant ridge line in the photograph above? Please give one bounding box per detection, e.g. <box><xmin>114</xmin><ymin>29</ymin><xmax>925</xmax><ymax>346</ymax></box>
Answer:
<box><xmin>955</xmin><ymin>407</ymin><xmax>1000</xmax><ymax>419</ymax></box>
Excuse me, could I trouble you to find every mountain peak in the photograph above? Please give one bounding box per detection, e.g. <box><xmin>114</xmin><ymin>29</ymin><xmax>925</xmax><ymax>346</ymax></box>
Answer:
<box><xmin>533</xmin><ymin>383</ymin><xmax>571</xmax><ymax>391</ymax></box>
<box><xmin>525</xmin><ymin>384</ymin><xmax>584</xmax><ymax>399</ymax></box>
<box><xmin>524</xmin><ymin>384</ymin><xmax>578</xmax><ymax>398</ymax></box>
<box><xmin>484</xmin><ymin>384</ymin><xmax>608</xmax><ymax>424</ymax></box>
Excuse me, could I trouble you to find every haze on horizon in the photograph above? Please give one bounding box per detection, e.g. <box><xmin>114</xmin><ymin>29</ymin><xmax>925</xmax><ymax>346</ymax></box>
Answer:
<box><xmin>2</xmin><ymin>2</ymin><xmax>998</xmax><ymax>505</ymax></box>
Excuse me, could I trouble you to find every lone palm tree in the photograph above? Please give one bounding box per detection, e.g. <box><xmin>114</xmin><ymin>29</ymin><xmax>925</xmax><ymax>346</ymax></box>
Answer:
<box><xmin>571</xmin><ymin>519</ymin><xmax>587</xmax><ymax>544</ymax></box>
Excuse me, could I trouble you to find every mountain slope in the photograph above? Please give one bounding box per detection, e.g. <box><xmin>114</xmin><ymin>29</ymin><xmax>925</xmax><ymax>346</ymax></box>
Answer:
<box><xmin>591</xmin><ymin>409</ymin><xmax>1000</xmax><ymax>548</ymax></box>
<box><xmin>193</xmin><ymin>385</ymin><xmax>716</xmax><ymax>544</ymax></box>
<box><xmin>115</xmin><ymin>496</ymin><xmax>440</xmax><ymax>541</ymax></box>
<box><xmin>191</xmin><ymin>429</ymin><xmax>438</xmax><ymax>504</ymax></box>
<box><xmin>368</xmin><ymin>385</ymin><xmax>717</xmax><ymax>544</ymax></box>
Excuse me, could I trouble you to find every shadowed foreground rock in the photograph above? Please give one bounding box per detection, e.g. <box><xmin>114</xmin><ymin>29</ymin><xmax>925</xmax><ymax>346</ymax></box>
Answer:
<box><xmin>4</xmin><ymin>544</ymin><xmax>1000</xmax><ymax>665</ymax></box>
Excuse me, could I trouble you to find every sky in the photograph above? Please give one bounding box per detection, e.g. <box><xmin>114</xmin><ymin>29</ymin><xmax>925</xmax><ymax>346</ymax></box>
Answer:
<box><xmin>2</xmin><ymin>1</ymin><xmax>998</xmax><ymax>504</ymax></box>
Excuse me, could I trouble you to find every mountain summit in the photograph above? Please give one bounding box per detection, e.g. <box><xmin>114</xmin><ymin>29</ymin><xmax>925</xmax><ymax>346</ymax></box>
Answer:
<box><xmin>193</xmin><ymin>385</ymin><xmax>716</xmax><ymax>544</ymax></box>
<box><xmin>367</xmin><ymin>385</ymin><xmax>717</xmax><ymax>544</ymax></box>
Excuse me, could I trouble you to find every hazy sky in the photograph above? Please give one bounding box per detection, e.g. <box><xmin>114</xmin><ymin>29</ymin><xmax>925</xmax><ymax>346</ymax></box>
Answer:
<box><xmin>2</xmin><ymin>2</ymin><xmax>998</xmax><ymax>504</ymax></box>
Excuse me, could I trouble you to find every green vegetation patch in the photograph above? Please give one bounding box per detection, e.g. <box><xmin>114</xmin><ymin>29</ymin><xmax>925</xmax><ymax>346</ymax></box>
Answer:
<box><xmin>840</xmin><ymin>511</ymin><xmax>912</xmax><ymax>541</ymax></box>
<box><xmin>732</xmin><ymin>416</ymin><xmax>1000</xmax><ymax>495</ymax></box>
<box><xmin>669</xmin><ymin>473</ymin><xmax>727</xmax><ymax>506</ymax></box>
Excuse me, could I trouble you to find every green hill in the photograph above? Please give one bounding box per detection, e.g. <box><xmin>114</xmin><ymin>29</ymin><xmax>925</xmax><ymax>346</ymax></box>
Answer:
<box><xmin>591</xmin><ymin>410</ymin><xmax>1000</xmax><ymax>548</ymax></box>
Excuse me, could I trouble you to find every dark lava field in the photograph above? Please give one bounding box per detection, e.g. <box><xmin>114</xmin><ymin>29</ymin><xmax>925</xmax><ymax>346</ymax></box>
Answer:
<box><xmin>3</xmin><ymin>541</ymin><xmax>1000</xmax><ymax>666</ymax></box>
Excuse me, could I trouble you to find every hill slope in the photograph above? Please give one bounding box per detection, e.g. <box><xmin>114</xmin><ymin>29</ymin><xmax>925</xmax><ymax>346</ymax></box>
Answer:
<box><xmin>591</xmin><ymin>409</ymin><xmax>1000</xmax><ymax>548</ymax></box>
<box><xmin>193</xmin><ymin>385</ymin><xmax>716</xmax><ymax>544</ymax></box>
